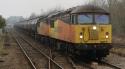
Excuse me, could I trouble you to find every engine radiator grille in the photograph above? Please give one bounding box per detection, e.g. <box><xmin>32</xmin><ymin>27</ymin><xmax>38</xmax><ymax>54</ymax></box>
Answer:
<box><xmin>89</xmin><ymin>29</ymin><xmax>99</xmax><ymax>40</ymax></box>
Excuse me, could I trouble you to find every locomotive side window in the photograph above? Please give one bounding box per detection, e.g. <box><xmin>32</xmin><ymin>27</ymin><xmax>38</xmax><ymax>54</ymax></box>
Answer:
<box><xmin>61</xmin><ymin>14</ymin><xmax>70</xmax><ymax>23</ymax></box>
<box><xmin>95</xmin><ymin>14</ymin><xmax>109</xmax><ymax>24</ymax></box>
<box><xmin>71</xmin><ymin>15</ymin><xmax>73</xmax><ymax>23</ymax></box>
<box><xmin>66</xmin><ymin>15</ymin><xmax>70</xmax><ymax>23</ymax></box>
<box><xmin>78</xmin><ymin>14</ymin><xmax>93</xmax><ymax>24</ymax></box>
<box><xmin>37</xmin><ymin>22</ymin><xmax>40</xmax><ymax>27</ymax></box>
<box><xmin>71</xmin><ymin>15</ymin><xmax>77</xmax><ymax>24</ymax></box>
<box><xmin>50</xmin><ymin>19</ymin><xmax>54</xmax><ymax>28</ymax></box>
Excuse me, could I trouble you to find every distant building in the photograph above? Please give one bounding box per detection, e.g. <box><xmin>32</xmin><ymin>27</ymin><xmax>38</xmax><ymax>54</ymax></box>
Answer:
<box><xmin>6</xmin><ymin>16</ymin><xmax>25</xmax><ymax>27</ymax></box>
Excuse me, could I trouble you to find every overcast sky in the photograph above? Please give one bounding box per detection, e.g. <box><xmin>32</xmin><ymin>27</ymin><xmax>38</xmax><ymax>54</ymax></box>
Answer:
<box><xmin>0</xmin><ymin>0</ymin><xmax>89</xmax><ymax>18</ymax></box>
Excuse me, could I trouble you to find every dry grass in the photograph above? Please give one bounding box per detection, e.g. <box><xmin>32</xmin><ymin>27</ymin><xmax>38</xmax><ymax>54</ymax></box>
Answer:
<box><xmin>0</xmin><ymin>34</ymin><xmax>8</xmax><ymax>56</ymax></box>
<box><xmin>0</xmin><ymin>34</ymin><xmax>4</xmax><ymax>53</ymax></box>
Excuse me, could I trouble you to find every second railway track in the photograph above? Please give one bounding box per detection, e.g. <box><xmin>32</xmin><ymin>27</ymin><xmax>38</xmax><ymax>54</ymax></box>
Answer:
<box><xmin>12</xmin><ymin>31</ymin><xmax>63</xmax><ymax>69</ymax></box>
<box><xmin>14</xmin><ymin>30</ymin><xmax>75</xmax><ymax>69</ymax></box>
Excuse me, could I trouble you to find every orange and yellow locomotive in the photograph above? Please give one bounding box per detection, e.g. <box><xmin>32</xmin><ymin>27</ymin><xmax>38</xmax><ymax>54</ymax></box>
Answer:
<box><xmin>15</xmin><ymin>5</ymin><xmax>112</xmax><ymax>60</ymax></box>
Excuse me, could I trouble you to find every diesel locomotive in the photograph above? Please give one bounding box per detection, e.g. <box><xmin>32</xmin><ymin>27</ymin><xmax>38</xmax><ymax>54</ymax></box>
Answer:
<box><xmin>15</xmin><ymin>5</ymin><xmax>112</xmax><ymax>60</ymax></box>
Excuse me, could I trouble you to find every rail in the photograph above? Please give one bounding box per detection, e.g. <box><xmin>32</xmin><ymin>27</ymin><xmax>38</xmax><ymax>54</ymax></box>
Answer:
<box><xmin>13</xmin><ymin>34</ymin><xmax>37</xmax><ymax>69</ymax></box>
<box><xmin>98</xmin><ymin>60</ymin><xmax>121</xmax><ymax>69</ymax></box>
<box><xmin>15</xmin><ymin>32</ymin><xmax>63</xmax><ymax>69</ymax></box>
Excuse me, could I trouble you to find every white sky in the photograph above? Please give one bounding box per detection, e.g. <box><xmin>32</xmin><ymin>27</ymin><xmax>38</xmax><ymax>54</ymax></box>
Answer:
<box><xmin>0</xmin><ymin>0</ymin><xmax>89</xmax><ymax>18</ymax></box>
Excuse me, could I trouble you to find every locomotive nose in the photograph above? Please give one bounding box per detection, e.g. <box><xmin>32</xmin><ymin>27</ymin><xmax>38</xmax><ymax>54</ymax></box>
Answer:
<box><xmin>79</xmin><ymin>26</ymin><xmax>99</xmax><ymax>43</ymax></box>
<box><xmin>78</xmin><ymin>25</ymin><xmax>111</xmax><ymax>43</ymax></box>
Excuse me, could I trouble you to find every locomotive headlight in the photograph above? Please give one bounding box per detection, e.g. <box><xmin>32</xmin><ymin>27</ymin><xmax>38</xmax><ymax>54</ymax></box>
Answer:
<box><xmin>105</xmin><ymin>32</ymin><xmax>109</xmax><ymax>39</ymax></box>
<box><xmin>80</xmin><ymin>32</ymin><xmax>83</xmax><ymax>39</ymax></box>
<box><xmin>106</xmin><ymin>35</ymin><xmax>109</xmax><ymax>39</ymax></box>
<box><xmin>93</xmin><ymin>26</ymin><xmax>97</xmax><ymax>30</ymax></box>
<box><xmin>80</xmin><ymin>35</ymin><xmax>83</xmax><ymax>39</ymax></box>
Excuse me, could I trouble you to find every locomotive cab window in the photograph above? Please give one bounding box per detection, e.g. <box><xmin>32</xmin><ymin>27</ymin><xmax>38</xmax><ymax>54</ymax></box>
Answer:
<box><xmin>50</xmin><ymin>19</ymin><xmax>54</xmax><ymax>28</ymax></box>
<box><xmin>77</xmin><ymin>14</ymin><xmax>93</xmax><ymax>24</ymax></box>
<box><xmin>95</xmin><ymin>14</ymin><xmax>109</xmax><ymax>24</ymax></box>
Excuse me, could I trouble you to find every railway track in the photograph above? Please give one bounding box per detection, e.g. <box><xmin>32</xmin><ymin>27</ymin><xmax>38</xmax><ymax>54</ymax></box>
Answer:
<box><xmin>97</xmin><ymin>60</ymin><xmax>121</xmax><ymax>69</ymax></box>
<box><xmin>14</xmin><ymin>37</ymin><xmax>37</xmax><ymax>69</ymax></box>
<box><xmin>68</xmin><ymin>57</ymin><xmax>94</xmax><ymax>69</ymax></box>
<box><xmin>68</xmin><ymin>56</ymin><xmax>122</xmax><ymax>69</ymax></box>
<box><xmin>12</xmin><ymin>32</ymin><xmax>63</xmax><ymax>69</ymax></box>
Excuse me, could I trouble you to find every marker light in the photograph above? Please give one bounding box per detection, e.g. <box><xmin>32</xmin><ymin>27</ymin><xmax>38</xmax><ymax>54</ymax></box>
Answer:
<box><xmin>93</xmin><ymin>26</ymin><xmax>97</xmax><ymax>30</ymax></box>
<box><xmin>106</xmin><ymin>35</ymin><xmax>109</xmax><ymax>39</ymax></box>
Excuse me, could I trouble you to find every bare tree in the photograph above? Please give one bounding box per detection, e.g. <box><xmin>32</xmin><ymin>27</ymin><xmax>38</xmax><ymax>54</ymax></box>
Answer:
<box><xmin>29</xmin><ymin>13</ymin><xmax>37</xmax><ymax>19</ymax></box>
